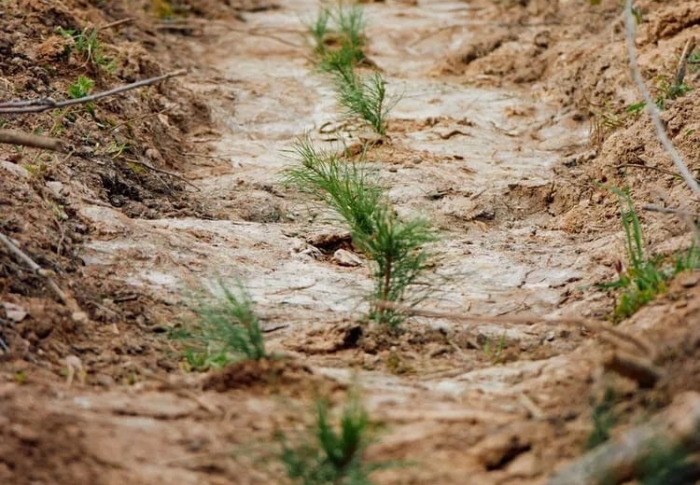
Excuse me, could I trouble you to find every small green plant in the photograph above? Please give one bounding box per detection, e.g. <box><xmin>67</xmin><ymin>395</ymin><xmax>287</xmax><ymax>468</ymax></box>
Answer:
<box><xmin>307</xmin><ymin>4</ymin><xmax>397</xmax><ymax>135</ymax></box>
<box><xmin>68</xmin><ymin>75</ymin><xmax>96</xmax><ymax>115</ymax></box>
<box><xmin>689</xmin><ymin>49</ymin><xmax>700</xmax><ymax>74</ymax></box>
<box><xmin>177</xmin><ymin>281</ymin><xmax>268</xmax><ymax>370</ymax></box>
<box><xmin>597</xmin><ymin>187</ymin><xmax>700</xmax><ymax>322</ymax></box>
<box><xmin>276</xmin><ymin>390</ymin><xmax>392</xmax><ymax>485</ymax></box>
<box><xmin>68</xmin><ymin>75</ymin><xmax>94</xmax><ymax>99</ymax></box>
<box><xmin>598</xmin><ymin>187</ymin><xmax>666</xmax><ymax>321</ymax></box>
<box><xmin>482</xmin><ymin>332</ymin><xmax>508</xmax><ymax>364</ymax></box>
<box><xmin>585</xmin><ymin>387</ymin><xmax>618</xmax><ymax>450</ymax></box>
<box><xmin>310</xmin><ymin>4</ymin><xmax>366</xmax><ymax>71</ymax></box>
<box><xmin>637</xmin><ymin>441</ymin><xmax>699</xmax><ymax>485</ymax></box>
<box><xmin>334</xmin><ymin>4</ymin><xmax>366</xmax><ymax>62</ymax></box>
<box><xmin>655</xmin><ymin>76</ymin><xmax>693</xmax><ymax>110</ymax></box>
<box><xmin>625</xmin><ymin>101</ymin><xmax>646</xmax><ymax>116</ymax></box>
<box><xmin>284</xmin><ymin>139</ymin><xmax>437</xmax><ymax>330</ymax></box>
<box><xmin>334</xmin><ymin>70</ymin><xmax>397</xmax><ymax>136</ymax></box>
<box><xmin>105</xmin><ymin>141</ymin><xmax>130</xmax><ymax>159</ymax></box>
<box><xmin>307</xmin><ymin>6</ymin><xmax>332</xmax><ymax>56</ymax></box>
<box><xmin>57</xmin><ymin>26</ymin><xmax>114</xmax><ymax>70</ymax></box>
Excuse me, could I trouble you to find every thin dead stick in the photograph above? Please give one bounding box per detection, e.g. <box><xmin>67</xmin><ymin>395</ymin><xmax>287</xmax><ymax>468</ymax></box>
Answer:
<box><xmin>642</xmin><ymin>204</ymin><xmax>700</xmax><ymax>218</ymax></box>
<box><xmin>127</xmin><ymin>158</ymin><xmax>200</xmax><ymax>191</ymax></box>
<box><xmin>156</xmin><ymin>21</ymin><xmax>305</xmax><ymax>47</ymax></box>
<box><xmin>99</xmin><ymin>17</ymin><xmax>135</xmax><ymax>30</ymax></box>
<box><xmin>518</xmin><ymin>392</ymin><xmax>546</xmax><ymax>420</ymax></box>
<box><xmin>616</xmin><ymin>163</ymin><xmax>685</xmax><ymax>179</ymax></box>
<box><xmin>0</xmin><ymin>129</ymin><xmax>65</xmax><ymax>152</ymax></box>
<box><xmin>623</xmin><ymin>0</ymin><xmax>700</xmax><ymax>198</ymax></box>
<box><xmin>0</xmin><ymin>70</ymin><xmax>187</xmax><ymax>114</ymax></box>
<box><xmin>374</xmin><ymin>300</ymin><xmax>654</xmax><ymax>359</ymax></box>
<box><xmin>602</xmin><ymin>350</ymin><xmax>662</xmax><ymax>388</ymax></box>
<box><xmin>0</xmin><ymin>231</ymin><xmax>70</xmax><ymax>306</ymax></box>
<box><xmin>674</xmin><ymin>36</ymin><xmax>696</xmax><ymax>88</ymax></box>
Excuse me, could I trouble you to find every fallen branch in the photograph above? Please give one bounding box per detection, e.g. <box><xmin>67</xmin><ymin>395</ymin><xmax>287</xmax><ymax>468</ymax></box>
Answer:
<box><xmin>99</xmin><ymin>17</ymin><xmax>135</xmax><ymax>31</ymax></box>
<box><xmin>642</xmin><ymin>204</ymin><xmax>700</xmax><ymax>218</ymax></box>
<box><xmin>602</xmin><ymin>350</ymin><xmax>662</xmax><ymax>388</ymax></box>
<box><xmin>546</xmin><ymin>391</ymin><xmax>700</xmax><ymax>485</ymax></box>
<box><xmin>374</xmin><ymin>300</ymin><xmax>655</xmax><ymax>360</ymax></box>
<box><xmin>0</xmin><ymin>129</ymin><xmax>65</xmax><ymax>152</ymax></box>
<box><xmin>623</xmin><ymin>0</ymin><xmax>700</xmax><ymax>198</ymax></box>
<box><xmin>616</xmin><ymin>162</ymin><xmax>687</xmax><ymax>180</ymax></box>
<box><xmin>0</xmin><ymin>70</ymin><xmax>187</xmax><ymax>115</ymax></box>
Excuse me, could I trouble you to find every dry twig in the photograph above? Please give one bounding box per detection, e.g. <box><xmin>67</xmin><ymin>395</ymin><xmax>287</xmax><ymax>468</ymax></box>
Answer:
<box><xmin>0</xmin><ymin>129</ymin><xmax>65</xmax><ymax>151</ymax></box>
<box><xmin>0</xmin><ymin>70</ymin><xmax>186</xmax><ymax>114</ymax></box>
<box><xmin>374</xmin><ymin>300</ymin><xmax>655</xmax><ymax>360</ymax></box>
<box><xmin>99</xmin><ymin>17</ymin><xmax>135</xmax><ymax>30</ymax></box>
<box><xmin>674</xmin><ymin>37</ymin><xmax>696</xmax><ymax>88</ymax></box>
<box><xmin>642</xmin><ymin>204</ymin><xmax>700</xmax><ymax>219</ymax></box>
<box><xmin>602</xmin><ymin>350</ymin><xmax>662</xmax><ymax>389</ymax></box>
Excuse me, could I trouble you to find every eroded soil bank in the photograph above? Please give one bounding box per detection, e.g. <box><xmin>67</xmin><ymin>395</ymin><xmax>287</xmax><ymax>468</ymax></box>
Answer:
<box><xmin>2</xmin><ymin>0</ymin><xmax>700</xmax><ymax>484</ymax></box>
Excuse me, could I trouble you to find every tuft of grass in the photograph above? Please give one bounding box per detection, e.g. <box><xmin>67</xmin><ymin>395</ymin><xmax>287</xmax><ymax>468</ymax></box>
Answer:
<box><xmin>68</xmin><ymin>76</ymin><xmax>96</xmax><ymax>115</ymax></box>
<box><xmin>637</xmin><ymin>442</ymin><xmax>700</xmax><ymax>485</ymax></box>
<box><xmin>68</xmin><ymin>75</ymin><xmax>94</xmax><ymax>99</ymax></box>
<box><xmin>175</xmin><ymin>280</ymin><xmax>268</xmax><ymax>370</ymax></box>
<box><xmin>284</xmin><ymin>139</ymin><xmax>437</xmax><ymax>330</ymax></box>
<box><xmin>276</xmin><ymin>390</ymin><xmax>393</xmax><ymax>485</ymax></box>
<box><xmin>597</xmin><ymin>186</ymin><xmax>700</xmax><ymax>322</ymax></box>
<box><xmin>57</xmin><ymin>26</ymin><xmax>114</xmax><ymax>71</ymax></box>
<box><xmin>482</xmin><ymin>332</ymin><xmax>508</xmax><ymax>364</ymax></box>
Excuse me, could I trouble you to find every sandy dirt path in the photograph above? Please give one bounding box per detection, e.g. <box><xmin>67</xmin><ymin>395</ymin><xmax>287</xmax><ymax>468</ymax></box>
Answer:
<box><xmin>6</xmin><ymin>1</ymin><xmax>692</xmax><ymax>484</ymax></box>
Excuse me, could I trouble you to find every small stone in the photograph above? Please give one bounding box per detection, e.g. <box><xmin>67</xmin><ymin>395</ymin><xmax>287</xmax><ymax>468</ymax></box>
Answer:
<box><xmin>94</xmin><ymin>373</ymin><xmax>116</xmax><ymax>387</ymax></box>
<box><xmin>505</xmin><ymin>452</ymin><xmax>539</xmax><ymax>477</ymax></box>
<box><xmin>46</xmin><ymin>181</ymin><xmax>65</xmax><ymax>198</ymax></box>
<box><xmin>332</xmin><ymin>249</ymin><xmax>363</xmax><ymax>267</ymax></box>
<box><xmin>0</xmin><ymin>160</ymin><xmax>30</xmax><ymax>179</ymax></box>
<box><xmin>1</xmin><ymin>302</ymin><xmax>27</xmax><ymax>322</ymax></box>
<box><xmin>680</xmin><ymin>274</ymin><xmax>699</xmax><ymax>288</ymax></box>
<box><xmin>10</xmin><ymin>423</ymin><xmax>39</xmax><ymax>443</ymax></box>
<box><xmin>545</xmin><ymin>330</ymin><xmax>556</xmax><ymax>341</ymax></box>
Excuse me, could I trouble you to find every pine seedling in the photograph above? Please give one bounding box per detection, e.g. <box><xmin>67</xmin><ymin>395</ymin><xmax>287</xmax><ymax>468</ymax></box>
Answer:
<box><xmin>307</xmin><ymin>6</ymin><xmax>332</xmax><ymax>56</ymax></box>
<box><xmin>179</xmin><ymin>280</ymin><xmax>267</xmax><ymax>370</ymax></box>
<box><xmin>284</xmin><ymin>138</ymin><xmax>383</xmax><ymax>238</ymax></box>
<box><xmin>333</xmin><ymin>3</ymin><xmax>366</xmax><ymax>64</ymax></box>
<box><xmin>284</xmin><ymin>139</ymin><xmax>437</xmax><ymax>330</ymax></box>
<box><xmin>277</xmin><ymin>390</ymin><xmax>392</xmax><ymax>485</ymax></box>
<box><xmin>358</xmin><ymin>204</ymin><xmax>436</xmax><ymax>329</ymax></box>
<box><xmin>333</xmin><ymin>70</ymin><xmax>397</xmax><ymax>136</ymax></box>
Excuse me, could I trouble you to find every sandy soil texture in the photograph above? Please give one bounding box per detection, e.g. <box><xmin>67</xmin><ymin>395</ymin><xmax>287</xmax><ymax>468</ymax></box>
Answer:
<box><xmin>2</xmin><ymin>0</ymin><xmax>700</xmax><ymax>484</ymax></box>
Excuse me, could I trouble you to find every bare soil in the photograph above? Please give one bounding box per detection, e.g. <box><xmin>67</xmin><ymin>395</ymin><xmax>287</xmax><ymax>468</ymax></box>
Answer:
<box><xmin>2</xmin><ymin>0</ymin><xmax>700</xmax><ymax>484</ymax></box>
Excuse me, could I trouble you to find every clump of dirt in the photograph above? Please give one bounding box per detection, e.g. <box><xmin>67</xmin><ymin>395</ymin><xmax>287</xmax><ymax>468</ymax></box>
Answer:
<box><xmin>445</xmin><ymin>0</ymin><xmax>700</xmax><ymax>242</ymax></box>
<box><xmin>203</xmin><ymin>358</ymin><xmax>321</xmax><ymax>394</ymax></box>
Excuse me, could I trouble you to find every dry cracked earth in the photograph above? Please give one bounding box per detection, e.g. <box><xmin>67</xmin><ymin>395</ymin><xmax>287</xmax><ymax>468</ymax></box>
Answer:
<box><xmin>2</xmin><ymin>0</ymin><xmax>700</xmax><ymax>484</ymax></box>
